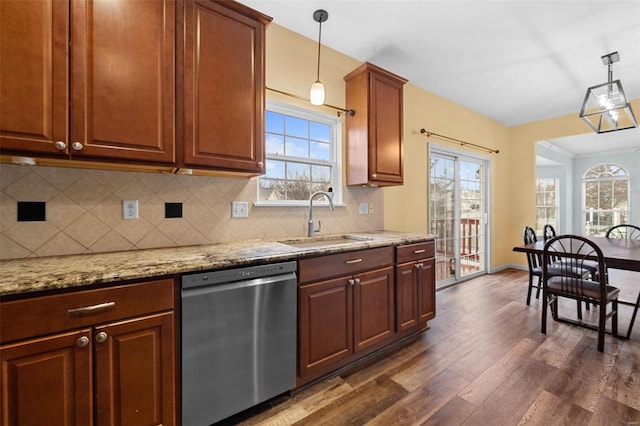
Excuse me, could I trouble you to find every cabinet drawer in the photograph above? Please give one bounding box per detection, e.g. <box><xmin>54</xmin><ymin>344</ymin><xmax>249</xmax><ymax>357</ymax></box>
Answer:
<box><xmin>1</xmin><ymin>279</ymin><xmax>174</xmax><ymax>344</ymax></box>
<box><xmin>396</xmin><ymin>241</ymin><xmax>435</xmax><ymax>264</ymax></box>
<box><xmin>298</xmin><ymin>246</ymin><xmax>393</xmax><ymax>284</ymax></box>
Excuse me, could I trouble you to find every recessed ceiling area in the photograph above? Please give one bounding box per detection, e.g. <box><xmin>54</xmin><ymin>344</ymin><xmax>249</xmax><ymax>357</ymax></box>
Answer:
<box><xmin>238</xmin><ymin>0</ymin><xmax>640</xmax><ymax>128</ymax></box>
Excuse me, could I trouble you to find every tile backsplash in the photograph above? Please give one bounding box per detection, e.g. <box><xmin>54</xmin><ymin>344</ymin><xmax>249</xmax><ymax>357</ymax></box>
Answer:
<box><xmin>0</xmin><ymin>164</ymin><xmax>383</xmax><ymax>259</ymax></box>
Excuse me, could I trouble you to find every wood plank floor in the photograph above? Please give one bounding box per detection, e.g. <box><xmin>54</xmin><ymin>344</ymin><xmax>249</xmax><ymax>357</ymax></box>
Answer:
<box><xmin>220</xmin><ymin>268</ymin><xmax>640</xmax><ymax>425</ymax></box>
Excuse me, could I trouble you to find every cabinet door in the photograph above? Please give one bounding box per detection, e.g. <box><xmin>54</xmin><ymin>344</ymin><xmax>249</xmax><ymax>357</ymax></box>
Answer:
<box><xmin>418</xmin><ymin>258</ymin><xmax>436</xmax><ymax>322</ymax></box>
<box><xmin>0</xmin><ymin>329</ymin><xmax>93</xmax><ymax>426</ymax></box>
<box><xmin>395</xmin><ymin>262</ymin><xmax>419</xmax><ymax>332</ymax></box>
<box><xmin>353</xmin><ymin>266</ymin><xmax>395</xmax><ymax>352</ymax></box>
<box><xmin>369</xmin><ymin>72</ymin><xmax>403</xmax><ymax>184</ymax></box>
<box><xmin>0</xmin><ymin>0</ymin><xmax>69</xmax><ymax>156</ymax></box>
<box><xmin>94</xmin><ymin>311</ymin><xmax>175</xmax><ymax>426</ymax></box>
<box><xmin>182</xmin><ymin>0</ymin><xmax>269</xmax><ymax>173</ymax></box>
<box><xmin>298</xmin><ymin>277</ymin><xmax>353</xmax><ymax>379</ymax></box>
<box><xmin>69</xmin><ymin>0</ymin><xmax>175</xmax><ymax>163</ymax></box>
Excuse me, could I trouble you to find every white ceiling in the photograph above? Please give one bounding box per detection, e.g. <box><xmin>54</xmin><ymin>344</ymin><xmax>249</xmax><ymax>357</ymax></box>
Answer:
<box><xmin>239</xmin><ymin>0</ymin><xmax>640</xmax><ymax>155</ymax></box>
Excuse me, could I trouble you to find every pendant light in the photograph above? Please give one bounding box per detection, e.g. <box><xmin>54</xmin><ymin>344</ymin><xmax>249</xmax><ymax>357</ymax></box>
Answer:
<box><xmin>579</xmin><ymin>51</ymin><xmax>637</xmax><ymax>133</ymax></box>
<box><xmin>310</xmin><ymin>9</ymin><xmax>328</xmax><ymax>106</ymax></box>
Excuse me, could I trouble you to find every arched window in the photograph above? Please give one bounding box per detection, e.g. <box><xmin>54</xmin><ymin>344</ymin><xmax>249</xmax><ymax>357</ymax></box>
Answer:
<box><xmin>583</xmin><ymin>163</ymin><xmax>630</xmax><ymax>236</ymax></box>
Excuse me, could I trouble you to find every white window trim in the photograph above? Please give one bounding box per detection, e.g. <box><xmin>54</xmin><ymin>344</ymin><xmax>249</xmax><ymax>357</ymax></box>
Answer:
<box><xmin>255</xmin><ymin>100</ymin><xmax>343</xmax><ymax>207</ymax></box>
<box><xmin>581</xmin><ymin>163</ymin><xmax>630</xmax><ymax>235</ymax></box>
<box><xmin>535</xmin><ymin>176</ymin><xmax>559</xmax><ymax>234</ymax></box>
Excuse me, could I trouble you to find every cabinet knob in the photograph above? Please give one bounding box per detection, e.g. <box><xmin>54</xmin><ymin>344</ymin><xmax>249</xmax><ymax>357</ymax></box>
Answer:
<box><xmin>371</xmin><ymin>173</ymin><xmax>377</xmax><ymax>179</ymax></box>
<box><xmin>71</xmin><ymin>141</ymin><xmax>84</xmax><ymax>151</ymax></box>
<box><xmin>348</xmin><ymin>279</ymin><xmax>355</xmax><ymax>286</ymax></box>
<box><xmin>76</xmin><ymin>336</ymin><xmax>90</xmax><ymax>348</ymax></box>
<box><xmin>415</xmin><ymin>263</ymin><xmax>424</xmax><ymax>269</ymax></box>
<box><xmin>95</xmin><ymin>332</ymin><xmax>108</xmax><ymax>343</ymax></box>
<box><xmin>258</xmin><ymin>161</ymin><xmax>264</xmax><ymax>169</ymax></box>
<box><xmin>54</xmin><ymin>141</ymin><xmax>67</xmax><ymax>151</ymax></box>
<box><xmin>354</xmin><ymin>278</ymin><xmax>361</xmax><ymax>285</ymax></box>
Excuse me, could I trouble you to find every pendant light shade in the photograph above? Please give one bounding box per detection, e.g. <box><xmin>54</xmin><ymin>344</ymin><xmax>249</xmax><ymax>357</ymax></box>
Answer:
<box><xmin>579</xmin><ymin>52</ymin><xmax>637</xmax><ymax>133</ymax></box>
<box><xmin>310</xmin><ymin>81</ymin><xmax>325</xmax><ymax>105</ymax></box>
<box><xmin>310</xmin><ymin>10</ymin><xmax>328</xmax><ymax>106</ymax></box>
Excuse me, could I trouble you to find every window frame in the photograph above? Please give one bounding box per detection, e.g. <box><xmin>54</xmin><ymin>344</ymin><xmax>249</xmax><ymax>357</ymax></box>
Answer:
<box><xmin>581</xmin><ymin>163</ymin><xmax>630</xmax><ymax>236</ymax></box>
<box><xmin>535</xmin><ymin>176</ymin><xmax>559</xmax><ymax>235</ymax></box>
<box><xmin>256</xmin><ymin>100</ymin><xmax>343</xmax><ymax>207</ymax></box>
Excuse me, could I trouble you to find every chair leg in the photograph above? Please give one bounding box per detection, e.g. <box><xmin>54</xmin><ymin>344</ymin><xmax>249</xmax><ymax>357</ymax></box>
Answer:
<box><xmin>535</xmin><ymin>276</ymin><xmax>541</xmax><ymax>300</ymax></box>
<box><xmin>577</xmin><ymin>300</ymin><xmax>582</xmax><ymax>320</ymax></box>
<box><xmin>612</xmin><ymin>300</ymin><xmax>619</xmax><ymax>339</ymax></box>
<box><xmin>541</xmin><ymin>291</ymin><xmax>548</xmax><ymax>334</ymax></box>
<box><xmin>625</xmin><ymin>292</ymin><xmax>640</xmax><ymax>339</ymax></box>
<box><xmin>527</xmin><ymin>274</ymin><xmax>533</xmax><ymax>305</ymax></box>
<box><xmin>597</xmin><ymin>301</ymin><xmax>606</xmax><ymax>352</ymax></box>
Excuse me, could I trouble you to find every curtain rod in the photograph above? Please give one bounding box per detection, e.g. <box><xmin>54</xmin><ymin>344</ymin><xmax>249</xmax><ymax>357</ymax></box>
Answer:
<box><xmin>266</xmin><ymin>86</ymin><xmax>355</xmax><ymax>116</ymax></box>
<box><xmin>419</xmin><ymin>128</ymin><xmax>499</xmax><ymax>154</ymax></box>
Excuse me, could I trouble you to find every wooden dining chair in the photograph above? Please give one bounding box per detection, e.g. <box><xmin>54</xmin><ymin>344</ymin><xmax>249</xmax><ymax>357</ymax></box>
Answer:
<box><xmin>605</xmin><ymin>224</ymin><xmax>640</xmax><ymax>240</ymax></box>
<box><xmin>523</xmin><ymin>226</ymin><xmax>590</xmax><ymax>307</ymax></box>
<box><xmin>542</xmin><ymin>235</ymin><xmax>619</xmax><ymax>352</ymax></box>
<box><xmin>544</xmin><ymin>224</ymin><xmax>599</xmax><ymax>282</ymax></box>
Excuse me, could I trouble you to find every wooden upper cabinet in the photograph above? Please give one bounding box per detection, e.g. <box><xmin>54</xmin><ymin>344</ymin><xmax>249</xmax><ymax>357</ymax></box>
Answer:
<box><xmin>182</xmin><ymin>0</ymin><xmax>271</xmax><ymax>174</ymax></box>
<box><xmin>344</xmin><ymin>62</ymin><xmax>407</xmax><ymax>186</ymax></box>
<box><xmin>0</xmin><ymin>0</ymin><xmax>176</xmax><ymax>164</ymax></box>
<box><xmin>0</xmin><ymin>0</ymin><xmax>69</xmax><ymax>156</ymax></box>
<box><xmin>70</xmin><ymin>0</ymin><xmax>176</xmax><ymax>163</ymax></box>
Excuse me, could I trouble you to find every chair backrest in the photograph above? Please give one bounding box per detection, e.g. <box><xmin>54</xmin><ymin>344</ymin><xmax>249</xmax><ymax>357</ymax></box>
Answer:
<box><xmin>523</xmin><ymin>226</ymin><xmax>541</xmax><ymax>270</ymax></box>
<box><xmin>543</xmin><ymin>235</ymin><xmax>608</xmax><ymax>298</ymax></box>
<box><xmin>543</xmin><ymin>224</ymin><xmax>556</xmax><ymax>242</ymax></box>
<box><xmin>606</xmin><ymin>224</ymin><xmax>640</xmax><ymax>240</ymax></box>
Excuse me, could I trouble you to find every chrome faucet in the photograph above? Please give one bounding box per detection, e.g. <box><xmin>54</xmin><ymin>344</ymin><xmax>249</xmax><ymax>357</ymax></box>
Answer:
<box><xmin>308</xmin><ymin>191</ymin><xmax>335</xmax><ymax>237</ymax></box>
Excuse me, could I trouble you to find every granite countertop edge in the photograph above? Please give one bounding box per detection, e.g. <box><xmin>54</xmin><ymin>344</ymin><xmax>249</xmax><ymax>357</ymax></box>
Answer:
<box><xmin>0</xmin><ymin>231</ymin><xmax>434</xmax><ymax>298</ymax></box>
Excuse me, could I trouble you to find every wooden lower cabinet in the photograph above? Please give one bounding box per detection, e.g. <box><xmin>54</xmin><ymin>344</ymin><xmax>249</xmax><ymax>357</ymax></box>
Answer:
<box><xmin>395</xmin><ymin>241</ymin><xmax>436</xmax><ymax>335</ymax></box>
<box><xmin>0</xmin><ymin>279</ymin><xmax>176</xmax><ymax>426</ymax></box>
<box><xmin>297</xmin><ymin>247</ymin><xmax>395</xmax><ymax>386</ymax></box>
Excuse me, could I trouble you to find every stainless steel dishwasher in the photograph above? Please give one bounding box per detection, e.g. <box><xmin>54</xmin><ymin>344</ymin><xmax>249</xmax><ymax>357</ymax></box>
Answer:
<box><xmin>181</xmin><ymin>261</ymin><xmax>297</xmax><ymax>426</ymax></box>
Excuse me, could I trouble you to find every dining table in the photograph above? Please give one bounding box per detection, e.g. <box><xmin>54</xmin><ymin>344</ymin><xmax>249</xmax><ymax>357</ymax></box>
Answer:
<box><xmin>513</xmin><ymin>235</ymin><xmax>640</xmax><ymax>339</ymax></box>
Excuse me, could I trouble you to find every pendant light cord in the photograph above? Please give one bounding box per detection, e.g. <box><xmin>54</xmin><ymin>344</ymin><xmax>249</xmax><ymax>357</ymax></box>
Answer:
<box><xmin>316</xmin><ymin>17</ymin><xmax>323</xmax><ymax>82</ymax></box>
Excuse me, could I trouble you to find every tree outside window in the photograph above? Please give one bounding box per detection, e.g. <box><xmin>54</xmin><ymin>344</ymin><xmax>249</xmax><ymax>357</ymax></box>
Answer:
<box><xmin>583</xmin><ymin>164</ymin><xmax>629</xmax><ymax>236</ymax></box>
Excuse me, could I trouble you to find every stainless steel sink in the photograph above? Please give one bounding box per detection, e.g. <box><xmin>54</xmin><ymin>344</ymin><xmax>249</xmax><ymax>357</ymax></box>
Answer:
<box><xmin>281</xmin><ymin>235</ymin><xmax>372</xmax><ymax>249</ymax></box>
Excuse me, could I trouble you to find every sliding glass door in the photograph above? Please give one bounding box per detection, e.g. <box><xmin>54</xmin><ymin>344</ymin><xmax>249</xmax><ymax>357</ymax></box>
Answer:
<box><xmin>429</xmin><ymin>149</ymin><xmax>489</xmax><ymax>287</ymax></box>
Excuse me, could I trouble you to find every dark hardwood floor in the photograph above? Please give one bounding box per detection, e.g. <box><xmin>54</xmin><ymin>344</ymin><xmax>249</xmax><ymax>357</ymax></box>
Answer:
<box><xmin>223</xmin><ymin>268</ymin><xmax>640</xmax><ymax>425</ymax></box>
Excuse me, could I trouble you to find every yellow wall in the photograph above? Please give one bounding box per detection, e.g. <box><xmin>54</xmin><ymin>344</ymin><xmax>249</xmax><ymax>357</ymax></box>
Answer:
<box><xmin>264</xmin><ymin>23</ymin><xmax>639</xmax><ymax>270</ymax></box>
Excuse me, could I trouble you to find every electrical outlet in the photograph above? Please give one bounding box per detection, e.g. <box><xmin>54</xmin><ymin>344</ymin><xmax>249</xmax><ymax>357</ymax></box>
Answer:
<box><xmin>123</xmin><ymin>200</ymin><xmax>138</xmax><ymax>220</ymax></box>
<box><xmin>358</xmin><ymin>203</ymin><xmax>369</xmax><ymax>215</ymax></box>
<box><xmin>368</xmin><ymin>204</ymin><xmax>375</xmax><ymax>214</ymax></box>
<box><xmin>231</xmin><ymin>201</ymin><xmax>249</xmax><ymax>218</ymax></box>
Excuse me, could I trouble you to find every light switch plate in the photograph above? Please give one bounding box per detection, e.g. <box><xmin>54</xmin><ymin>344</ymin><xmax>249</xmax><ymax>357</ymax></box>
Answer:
<box><xmin>358</xmin><ymin>203</ymin><xmax>369</xmax><ymax>215</ymax></box>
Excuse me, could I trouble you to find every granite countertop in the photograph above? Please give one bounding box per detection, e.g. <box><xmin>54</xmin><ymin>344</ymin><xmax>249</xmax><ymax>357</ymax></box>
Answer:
<box><xmin>0</xmin><ymin>231</ymin><xmax>434</xmax><ymax>297</ymax></box>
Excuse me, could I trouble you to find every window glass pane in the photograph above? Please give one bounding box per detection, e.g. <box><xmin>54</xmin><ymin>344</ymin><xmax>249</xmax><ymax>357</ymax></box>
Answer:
<box><xmin>599</xmin><ymin>181</ymin><xmax>613</xmax><ymax>210</ymax></box>
<box><xmin>310</xmin><ymin>141</ymin><xmax>330</xmax><ymax>161</ymax></box>
<box><xmin>584</xmin><ymin>181</ymin><xmax>598</xmax><ymax>209</ymax></box>
<box><xmin>613</xmin><ymin>180</ymin><xmax>629</xmax><ymax>209</ymax></box>
<box><xmin>259</xmin><ymin>178</ymin><xmax>285</xmax><ymax>201</ymax></box>
<box><xmin>286</xmin><ymin>162</ymin><xmax>310</xmax><ymax>180</ymax></box>
<box><xmin>264</xmin><ymin>159</ymin><xmax>285</xmax><ymax>179</ymax></box>
<box><xmin>285</xmin><ymin>136</ymin><xmax>309</xmax><ymax>158</ymax></box>
<box><xmin>310</xmin><ymin>122</ymin><xmax>330</xmax><ymax>142</ymax></box>
<box><xmin>311</xmin><ymin>164</ymin><xmax>331</xmax><ymax>184</ymax></box>
<box><xmin>285</xmin><ymin>116</ymin><xmax>308</xmax><ymax>138</ymax></box>
<box><xmin>582</xmin><ymin>163</ymin><xmax>629</xmax><ymax>236</ymax></box>
<box><xmin>266</xmin><ymin>111</ymin><xmax>284</xmax><ymax>134</ymax></box>
<box><xmin>265</xmin><ymin>134</ymin><xmax>284</xmax><ymax>156</ymax></box>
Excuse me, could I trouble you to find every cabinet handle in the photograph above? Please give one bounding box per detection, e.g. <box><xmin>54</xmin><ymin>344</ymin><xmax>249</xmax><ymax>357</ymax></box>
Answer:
<box><xmin>354</xmin><ymin>278</ymin><xmax>361</xmax><ymax>285</ymax></box>
<box><xmin>348</xmin><ymin>279</ymin><xmax>355</xmax><ymax>286</ymax></box>
<box><xmin>415</xmin><ymin>263</ymin><xmax>424</xmax><ymax>269</ymax></box>
<box><xmin>371</xmin><ymin>173</ymin><xmax>377</xmax><ymax>178</ymax></box>
<box><xmin>71</xmin><ymin>141</ymin><xmax>84</xmax><ymax>151</ymax></box>
<box><xmin>413</xmin><ymin>249</ymin><xmax>426</xmax><ymax>254</ymax></box>
<box><xmin>76</xmin><ymin>336</ymin><xmax>90</xmax><ymax>348</ymax></box>
<box><xmin>95</xmin><ymin>332</ymin><xmax>108</xmax><ymax>343</ymax></box>
<box><xmin>345</xmin><ymin>258</ymin><xmax>363</xmax><ymax>264</ymax></box>
<box><xmin>68</xmin><ymin>301</ymin><xmax>115</xmax><ymax>316</ymax></box>
<box><xmin>258</xmin><ymin>161</ymin><xmax>264</xmax><ymax>169</ymax></box>
<box><xmin>54</xmin><ymin>141</ymin><xmax>67</xmax><ymax>151</ymax></box>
